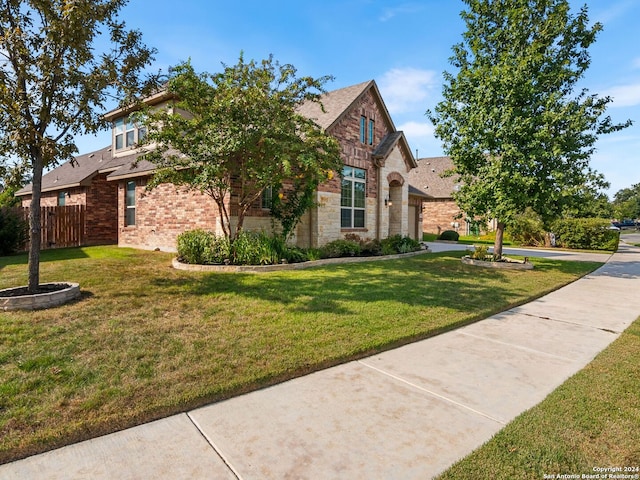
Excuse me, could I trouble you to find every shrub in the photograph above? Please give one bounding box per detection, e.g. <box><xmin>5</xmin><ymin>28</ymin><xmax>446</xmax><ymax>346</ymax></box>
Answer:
<box><xmin>177</xmin><ymin>229</ymin><xmax>231</xmax><ymax>264</ymax></box>
<box><xmin>282</xmin><ymin>246</ymin><xmax>309</xmax><ymax>264</ymax></box>
<box><xmin>320</xmin><ymin>239</ymin><xmax>362</xmax><ymax>258</ymax></box>
<box><xmin>551</xmin><ymin>218</ymin><xmax>619</xmax><ymax>251</ymax></box>
<box><xmin>380</xmin><ymin>234</ymin><xmax>421</xmax><ymax>254</ymax></box>
<box><xmin>0</xmin><ymin>208</ymin><xmax>28</xmax><ymax>255</ymax></box>
<box><xmin>438</xmin><ymin>230</ymin><xmax>460</xmax><ymax>241</ymax></box>
<box><xmin>509</xmin><ymin>208</ymin><xmax>546</xmax><ymax>246</ymax></box>
<box><xmin>361</xmin><ymin>238</ymin><xmax>383</xmax><ymax>256</ymax></box>
<box><xmin>470</xmin><ymin>244</ymin><xmax>489</xmax><ymax>260</ymax></box>
<box><xmin>231</xmin><ymin>231</ymin><xmax>281</xmax><ymax>265</ymax></box>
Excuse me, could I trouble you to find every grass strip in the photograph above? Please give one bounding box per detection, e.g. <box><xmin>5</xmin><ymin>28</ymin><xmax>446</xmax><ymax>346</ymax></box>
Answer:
<box><xmin>0</xmin><ymin>246</ymin><xmax>602</xmax><ymax>463</ymax></box>
<box><xmin>437</xmin><ymin>316</ymin><xmax>640</xmax><ymax>479</ymax></box>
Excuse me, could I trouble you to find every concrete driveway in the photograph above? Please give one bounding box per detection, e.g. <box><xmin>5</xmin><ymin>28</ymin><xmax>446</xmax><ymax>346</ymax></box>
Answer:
<box><xmin>425</xmin><ymin>241</ymin><xmax>612</xmax><ymax>263</ymax></box>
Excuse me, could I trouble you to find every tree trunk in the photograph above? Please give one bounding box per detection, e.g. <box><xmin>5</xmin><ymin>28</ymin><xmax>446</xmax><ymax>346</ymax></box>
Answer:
<box><xmin>28</xmin><ymin>153</ymin><xmax>44</xmax><ymax>293</ymax></box>
<box><xmin>494</xmin><ymin>221</ymin><xmax>506</xmax><ymax>259</ymax></box>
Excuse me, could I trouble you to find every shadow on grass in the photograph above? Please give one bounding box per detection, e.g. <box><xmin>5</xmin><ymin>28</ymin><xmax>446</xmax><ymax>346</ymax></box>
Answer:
<box><xmin>0</xmin><ymin>247</ymin><xmax>91</xmax><ymax>269</ymax></box>
<box><xmin>151</xmin><ymin>251</ymin><xmax>594</xmax><ymax>319</ymax></box>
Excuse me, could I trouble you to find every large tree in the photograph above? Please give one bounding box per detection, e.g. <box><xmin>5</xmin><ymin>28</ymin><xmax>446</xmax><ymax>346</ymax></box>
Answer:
<box><xmin>612</xmin><ymin>183</ymin><xmax>640</xmax><ymax>221</ymax></box>
<box><xmin>0</xmin><ymin>0</ymin><xmax>157</xmax><ymax>292</ymax></box>
<box><xmin>428</xmin><ymin>0</ymin><xmax>631</xmax><ymax>257</ymax></box>
<box><xmin>141</xmin><ymin>55</ymin><xmax>342</xmax><ymax>242</ymax></box>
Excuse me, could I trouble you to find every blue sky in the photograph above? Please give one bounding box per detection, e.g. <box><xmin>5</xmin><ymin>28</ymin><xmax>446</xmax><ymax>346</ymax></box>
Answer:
<box><xmin>77</xmin><ymin>0</ymin><xmax>640</xmax><ymax>198</ymax></box>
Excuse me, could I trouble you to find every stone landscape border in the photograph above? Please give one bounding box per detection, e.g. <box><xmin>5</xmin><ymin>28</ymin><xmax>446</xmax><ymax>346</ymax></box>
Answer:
<box><xmin>172</xmin><ymin>249</ymin><xmax>431</xmax><ymax>273</ymax></box>
<box><xmin>461</xmin><ymin>255</ymin><xmax>534</xmax><ymax>270</ymax></box>
<box><xmin>0</xmin><ymin>282</ymin><xmax>81</xmax><ymax>311</ymax></box>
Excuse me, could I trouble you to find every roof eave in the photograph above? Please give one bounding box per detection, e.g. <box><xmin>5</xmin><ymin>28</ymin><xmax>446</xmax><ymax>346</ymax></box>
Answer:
<box><xmin>103</xmin><ymin>89</ymin><xmax>175</xmax><ymax>122</ymax></box>
<box><xmin>106</xmin><ymin>169</ymin><xmax>155</xmax><ymax>182</ymax></box>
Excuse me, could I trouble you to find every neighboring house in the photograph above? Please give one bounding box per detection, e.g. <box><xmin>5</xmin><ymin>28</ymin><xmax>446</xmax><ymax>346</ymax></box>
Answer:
<box><xmin>407</xmin><ymin>156</ymin><xmax>471</xmax><ymax>236</ymax></box>
<box><xmin>17</xmin><ymin>81</ymin><xmax>425</xmax><ymax>251</ymax></box>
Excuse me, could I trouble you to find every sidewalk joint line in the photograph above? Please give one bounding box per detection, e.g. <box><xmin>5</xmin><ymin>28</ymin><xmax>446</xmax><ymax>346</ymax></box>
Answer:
<box><xmin>458</xmin><ymin>331</ymin><xmax>574</xmax><ymax>362</ymax></box>
<box><xmin>516</xmin><ymin>312</ymin><xmax>621</xmax><ymax>334</ymax></box>
<box><xmin>186</xmin><ymin>412</ymin><xmax>243</xmax><ymax>480</ymax></box>
<box><xmin>358</xmin><ymin>360</ymin><xmax>506</xmax><ymax>426</ymax></box>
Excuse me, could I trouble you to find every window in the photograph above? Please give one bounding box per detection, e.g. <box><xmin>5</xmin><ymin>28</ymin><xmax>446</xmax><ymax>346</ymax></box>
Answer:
<box><xmin>114</xmin><ymin>118</ymin><xmax>125</xmax><ymax>150</ymax></box>
<box><xmin>341</xmin><ymin>166</ymin><xmax>366</xmax><ymax>228</ymax></box>
<box><xmin>126</xmin><ymin>121</ymin><xmax>135</xmax><ymax>147</ymax></box>
<box><xmin>368</xmin><ymin>119</ymin><xmax>374</xmax><ymax>145</ymax></box>
<box><xmin>261</xmin><ymin>186</ymin><xmax>273</xmax><ymax>209</ymax></box>
<box><xmin>114</xmin><ymin>117</ymin><xmax>146</xmax><ymax>151</ymax></box>
<box><xmin>125</xmin><ymin>181</ymin><xmax>136</xmax><ymax>226</ymax></box>
<box><xmin>360</xmin><ymin>116</ymin><xmax>366</xmax><ymax>143</ymax></box>
<box><xmin>57</xmin><ymin>191</ymin><xmax>66</xmax><ymax>206</ymax></box>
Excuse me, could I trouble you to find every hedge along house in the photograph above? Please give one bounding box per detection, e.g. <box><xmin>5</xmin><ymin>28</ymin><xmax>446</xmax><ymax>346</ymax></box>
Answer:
<box><xmin>17</xmin><ymin>81</ymin><xmax>425</xmax><ymax>251</ymax></box>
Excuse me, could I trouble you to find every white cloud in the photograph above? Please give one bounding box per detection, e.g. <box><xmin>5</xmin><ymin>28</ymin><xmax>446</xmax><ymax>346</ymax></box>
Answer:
<box><xmin>602</xmin><ymin>83</ymin><xmax>640</xmax><ymax>107</ymax></box>
<box><xmin>397</xmin><ymin>120</ymin><xmax>434</xmax><ymax>138</ymax></box>
<box><xmin>377</xmin><ymin>67</ymin><xmax>439</xmax><ymax>114</ymax></box>
<box><xmin>379</xmin><ymin>3</ymin><xmax>425</xmax><ymax>22</ymax></box>
<box><xmin>592</xmin><ymin>0</ymin><xmax>637</xmax><ymax>24</ymax></box>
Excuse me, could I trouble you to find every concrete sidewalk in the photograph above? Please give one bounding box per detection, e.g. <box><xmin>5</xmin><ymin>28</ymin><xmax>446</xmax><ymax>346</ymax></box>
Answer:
<box><xmin>2</xmin><ymin>244</ymin><xmax>640</xmax><ymax>480</ymax></box>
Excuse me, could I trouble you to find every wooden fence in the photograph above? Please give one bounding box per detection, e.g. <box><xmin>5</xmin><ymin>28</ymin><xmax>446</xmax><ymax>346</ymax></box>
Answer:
<box><xmin>2</xmin><ymin>205</ymin><xmax>86</xmax><ymax>251</ymax></box>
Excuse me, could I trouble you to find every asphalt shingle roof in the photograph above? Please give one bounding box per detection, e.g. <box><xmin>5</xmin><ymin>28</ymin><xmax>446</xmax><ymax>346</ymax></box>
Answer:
<box><xmin>16</xmin><ymin>146</ymin><xmax>129</xmax><ymax>196</ymax></box>
<box><xmin>296</xmin><ymin>81</ymin><xmax>373</xmax><ymax>131</ymax></box>
<box><xmin>407</xmin><ymin>156</ymin><xmax>461</xmax><ymax>199</ymax></box>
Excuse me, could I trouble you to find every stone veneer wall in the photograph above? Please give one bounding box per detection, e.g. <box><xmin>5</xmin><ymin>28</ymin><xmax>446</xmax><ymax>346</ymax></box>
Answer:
<box><xmin>306</xmin><ymin>88</ymin><xmax>414</xmax><ymax>247</ymax></box>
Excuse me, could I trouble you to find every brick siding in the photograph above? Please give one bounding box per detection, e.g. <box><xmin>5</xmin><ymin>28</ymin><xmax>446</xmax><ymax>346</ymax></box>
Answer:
<box><xmin>421</xmin><ymin>199</ymin><xmax>464</xmax><ymax>235</ymax></box>
<box><xmin>117</xmin><ymin>179</ymin><xmax>220</xmax><ymax>251</ymax></box>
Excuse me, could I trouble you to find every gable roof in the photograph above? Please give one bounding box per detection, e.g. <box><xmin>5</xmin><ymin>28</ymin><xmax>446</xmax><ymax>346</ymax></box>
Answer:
<box><xmin>17</xmin><ymin>81</ymin><xmax>418</xmax><ymax>195</ymax></box>
<box><xmin>15</xmin><ymin>146</ymin><xmax>132</xmax><ymax>196</ymax></box>
<box><xmin>297</xmin><ymin>80</ymin><xmax>398</xmax><ymax>133</ymax></box>
<box><xmin>407</xmin><ymin>156</ymin><xmax>461</xmax><ymax>199</ymax></box>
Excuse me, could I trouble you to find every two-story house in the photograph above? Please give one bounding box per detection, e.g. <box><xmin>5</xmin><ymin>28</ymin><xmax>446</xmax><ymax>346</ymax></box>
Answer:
<box><xmin>17</xmin><ymin>80</ymin><xmax>426</xmax><ymax>251</ymax></box>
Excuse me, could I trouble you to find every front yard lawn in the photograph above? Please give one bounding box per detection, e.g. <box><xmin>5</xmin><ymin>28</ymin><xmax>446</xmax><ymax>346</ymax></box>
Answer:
<box><xmin>0</xmin><ymin>246</ymin><xmax>603</xmax><ymax>463</ymax></box>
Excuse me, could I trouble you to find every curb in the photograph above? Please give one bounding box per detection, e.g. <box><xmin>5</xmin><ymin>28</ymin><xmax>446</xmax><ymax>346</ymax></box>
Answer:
<box><xmin>0</xmin><ymin>283</ymin><xmax>81</xmax><ymax>311</ymax></box>
<box><xmin>172</xmin><ymin>249</ymin><xmax>431</xmax><ymax>273</ymax></box>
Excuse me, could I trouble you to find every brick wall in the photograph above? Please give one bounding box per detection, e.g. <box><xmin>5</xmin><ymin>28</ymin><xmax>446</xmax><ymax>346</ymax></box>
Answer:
<box><xmin>22</xmin><ymin>188</ymin><xmax>86</xmax><ymax>208</ymax></box>
<box><xmin>117</xmin><ymin>179</ymin><xmax>220</xmax><ymax>251</ymax></box>
<box><xmin>319</xmin><ymin>90</ymin><xmax>391</xmax><ymax>198</ymax></box>
<box><xmin>85</xmin><ymin>173</ymin><xmax>118</xmax><ymax>245</ymax></box>
<box><xmin>421</xmin><ymin>199</ymin><xmax>464</xmax><ymax>235</ymax></box>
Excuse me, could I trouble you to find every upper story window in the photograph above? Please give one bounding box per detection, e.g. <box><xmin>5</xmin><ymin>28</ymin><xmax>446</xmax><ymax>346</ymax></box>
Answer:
<box><xmin>360</xmin><ymin>116</ymin><xmax>375</xmax><ymax>145</ymax></box>
<box><xmin>114</xmin><ymin>117</ymin><xmax>146</xmax><ymax>151</ymax></box>
<box><xmin>341</xmin><ymin>166</ymin><xmax>366</xmax><ymax>229</ymax></box>
<box><xmin>57</xmin><ymin>191</ymin><xmax>66</xmax><ymax>206</ymax></box>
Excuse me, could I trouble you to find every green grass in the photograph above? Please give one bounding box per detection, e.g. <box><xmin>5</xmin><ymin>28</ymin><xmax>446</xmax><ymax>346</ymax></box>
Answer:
<box><xmin>0</xmin><ymin>246</ymin><xmax>603</xmax><ymax>463</ymax></box>
<box><xmin>437</xmin><ymin>316</ymin><xmax>640</xmax><ymax>479</ymax></box>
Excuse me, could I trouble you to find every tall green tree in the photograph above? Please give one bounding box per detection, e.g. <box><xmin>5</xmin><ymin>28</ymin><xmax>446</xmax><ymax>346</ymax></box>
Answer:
<box><xmin>612</xmin><ymin>183</ymin><xmax>640</xmax><ymax>220</ymax></box>
<box><xmin>141</xmin><ymin>56</ymin><xmax>342</xmax><ymax>242</ymax></box>
<box><xmin>0</xmin><ymin>0</ymin><xmax>158</xmax><ymax>291</ymax></box>
<box><xmin>428</xmin><ymin>0</ymin><xmax>631</xmax><ymax>257</ymax></box>
<box><xmin>0</xmin><ymin>163</ymin><xmax>28</xmax><ymax>207</ymax></box>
